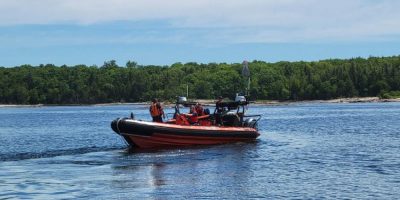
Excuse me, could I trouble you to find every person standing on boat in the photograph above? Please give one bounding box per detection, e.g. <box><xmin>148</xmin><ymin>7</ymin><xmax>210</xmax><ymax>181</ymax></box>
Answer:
<box><xmin>150</xmin><ymin>98</ymin><xmax>165</xmax><ymax>122</ymax></box>
<box><xmin>215</xmin><ymin>96</ymin><xmax>224</xmax><ymax>125</ymax></box>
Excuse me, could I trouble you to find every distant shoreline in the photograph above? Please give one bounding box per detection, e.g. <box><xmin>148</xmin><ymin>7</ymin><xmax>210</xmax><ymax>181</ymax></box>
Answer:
<box><xmin>1</xmin><ymin>97</ymin><xmax>400</xmax><ymax>108</ymax></box>
<box><xmin>253</xmin><ymin>97</ymin><xmax>400</xmax><ymax>105</ymax></box>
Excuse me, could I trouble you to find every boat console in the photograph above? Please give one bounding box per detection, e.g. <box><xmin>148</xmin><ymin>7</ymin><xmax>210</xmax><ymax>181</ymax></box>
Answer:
<box><xmin>171</xmin><ymin>96</ymin><xmax>261</xmax><ymax>129</ymax></box>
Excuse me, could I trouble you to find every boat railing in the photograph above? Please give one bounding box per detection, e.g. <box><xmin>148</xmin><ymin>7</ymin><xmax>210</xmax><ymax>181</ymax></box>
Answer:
<box><xmin>166</xmin><ymin>112</ymin><xmax>175</xmax><ymax>119</ymax></box>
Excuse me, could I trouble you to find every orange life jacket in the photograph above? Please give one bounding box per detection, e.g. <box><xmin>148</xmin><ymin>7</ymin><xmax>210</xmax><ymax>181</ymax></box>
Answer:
<box><xmin>195</xmin><ymin>106</ymin><xmax>204</xmax><ymax>116</ymax></box>
<box><xmin>176</xmin><ymin>114</ymin><xmax>190</xmax><ymax>125</ymax></box>
<box><xmin>189</xmin><ymin>114</ymin><xmax>198</xmax><ymax>124</ymax></box>
<box><xmin>150</xmin><ymin>103</ymin><xmax>161</xmax><ymax>117</ymax></box>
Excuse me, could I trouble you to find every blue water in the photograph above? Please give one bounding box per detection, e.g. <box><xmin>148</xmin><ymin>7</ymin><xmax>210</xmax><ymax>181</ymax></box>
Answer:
<box><xmin>0</xmin><ymin>103</ymin><xmax>399</xmax><ymax>199</ymax></box>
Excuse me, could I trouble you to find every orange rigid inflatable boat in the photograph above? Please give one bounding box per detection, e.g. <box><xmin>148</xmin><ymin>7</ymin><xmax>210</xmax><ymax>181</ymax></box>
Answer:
<box><xmin>111</xmin><ymin>119</ymin><xmax>259</xmax><ymax>148</ymax></box>
<box><xmin>111</xmin><ymin>96</ymin><xmax>261</xmax><ymax>148</ymax></box>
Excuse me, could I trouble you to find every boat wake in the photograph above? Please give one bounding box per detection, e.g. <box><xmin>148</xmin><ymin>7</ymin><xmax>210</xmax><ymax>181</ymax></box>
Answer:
<box><xmin>0</xmin><ymin>146</ymin><xmax>123</xmax><ymax>162</ymax></box>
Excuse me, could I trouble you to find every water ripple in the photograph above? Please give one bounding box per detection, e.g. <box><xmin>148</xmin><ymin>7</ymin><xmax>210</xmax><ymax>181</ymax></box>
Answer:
<box><xmin>0</xmin><ymin>103</ymin><xmax>400</xmax><ymax>199</ymax></box>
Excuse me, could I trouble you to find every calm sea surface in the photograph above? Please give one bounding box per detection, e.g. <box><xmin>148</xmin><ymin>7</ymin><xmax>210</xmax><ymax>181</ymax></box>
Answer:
<box><xmin>0</xmin><ymin>103</ymin><xmax>399</xmax><ymax>199</ymax></box>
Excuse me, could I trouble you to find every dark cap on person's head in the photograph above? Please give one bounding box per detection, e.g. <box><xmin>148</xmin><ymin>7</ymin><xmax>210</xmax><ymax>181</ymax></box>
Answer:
<box><xmin>152</xmin><ymin>98</ymin><xmax>158</xmax><ymax>103</ymax></box>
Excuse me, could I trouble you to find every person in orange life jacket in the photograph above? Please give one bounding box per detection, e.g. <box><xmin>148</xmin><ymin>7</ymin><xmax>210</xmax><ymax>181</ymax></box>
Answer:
<box><xmin>215</xmin><ymin>96</ymin><xmax>224</xmax><ymax>125</ymax></box>
<box><xmin>188</xmin><ymin>105</ymin><xmax>198</xmax><ymax>124</ymax></box>
<box><xmin>149</xmin><ymin>98</ymin><xmax>165</xmax><ymax>122</ymax></box>
<box><xmin>195</xmin><ymin>103</ymin><xmax>204</xmax><ymax>116</ymax></box>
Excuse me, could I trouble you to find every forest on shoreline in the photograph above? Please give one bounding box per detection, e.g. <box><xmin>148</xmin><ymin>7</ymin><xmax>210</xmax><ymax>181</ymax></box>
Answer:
<box><xmin>1</xmin><ymin>56</ymin><xmax>400</xmax><ymax>105</ymax></box>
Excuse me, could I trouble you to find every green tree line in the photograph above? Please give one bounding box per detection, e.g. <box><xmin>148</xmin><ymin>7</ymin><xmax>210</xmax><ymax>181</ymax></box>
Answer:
<box><xmin>1</xmin><ymin>56</ymin><xmax>400</xmax><ymax>104</ymax></box>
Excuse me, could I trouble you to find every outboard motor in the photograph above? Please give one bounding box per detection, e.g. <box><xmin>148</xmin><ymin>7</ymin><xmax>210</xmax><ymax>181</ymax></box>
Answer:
<box><xmin>244</xmin><ymin>118</ymin><xmax>258</xmax><ymax>129</ymax></box>
<box><xmin>235</xmin><ymin>94</ymin><xmax>246</xmax><ymax>102</ymax></box>
<box><xmin>222</xmin><ymin>111</ymin><xmax>240</xmax><ymax>126</ymax></box>
<box><xmin>178</xmin><ymin>96</ymin><xmax>187</xmax><ymax>103</ymax></box>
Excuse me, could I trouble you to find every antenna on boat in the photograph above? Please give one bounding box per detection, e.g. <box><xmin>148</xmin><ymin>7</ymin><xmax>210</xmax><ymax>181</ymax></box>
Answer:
<box><xmin>242</xmin><ymin>60</ymin><xmax>250</xmax><ymax>97</ymax></box>
<box><xmin>186</xmin><ymin>84</ymin><xmax>189</xmax><ymax>99</ymax></box>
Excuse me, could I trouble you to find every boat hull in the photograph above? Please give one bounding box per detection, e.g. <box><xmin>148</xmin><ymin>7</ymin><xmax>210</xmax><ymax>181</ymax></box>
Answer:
<box><xmin>111</xmin><ymin>118</ymin><xmax>260</xmax><ymax>148</ymax></box>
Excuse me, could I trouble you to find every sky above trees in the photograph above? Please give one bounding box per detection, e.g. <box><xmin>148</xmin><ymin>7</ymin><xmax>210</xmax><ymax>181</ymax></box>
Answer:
<box><xmin>0</xmin><ymin>0</ymin><xmax>399</xmax><ymax>67</ymax></box>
